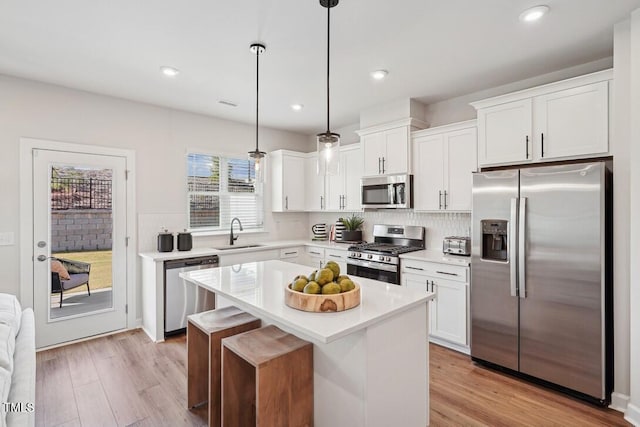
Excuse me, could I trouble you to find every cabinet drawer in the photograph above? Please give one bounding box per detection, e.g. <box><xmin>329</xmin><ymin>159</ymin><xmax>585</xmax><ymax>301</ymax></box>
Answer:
<box><xmin>325</xmin><ymin>248</ymin><xmax>347</xmax><ymax>261</ymax></box>
<box><xmin>305</xmin><ymin>246</ymin><xmax>325</xmax><ymax>259</ymax></box>
<box><xmin>401</xmin><ymin>259</ymin><xmax>468</xmax><ymax>283</ymax></box>
<box><xmin>280</xmin><ymin>247</ymin><xmax>301</xmax><ymax>259</ymax></box>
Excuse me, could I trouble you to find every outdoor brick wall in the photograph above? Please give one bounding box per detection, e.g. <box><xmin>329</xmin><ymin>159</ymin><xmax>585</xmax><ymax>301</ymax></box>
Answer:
<box><xmin>52</xmin><ymin>210</ymin><xmax>112</xmax><ymax>252</ymax></box>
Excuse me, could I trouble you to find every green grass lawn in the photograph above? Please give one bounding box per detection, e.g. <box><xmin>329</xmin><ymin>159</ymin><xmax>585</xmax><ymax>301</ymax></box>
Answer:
<box><xmin>53</xmin><ymin>250</ymin><xmax>112</xmax><ymax>293</ymax></box>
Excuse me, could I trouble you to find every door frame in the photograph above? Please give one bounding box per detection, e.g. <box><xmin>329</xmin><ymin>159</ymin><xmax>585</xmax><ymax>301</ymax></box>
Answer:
<box><xmin>19</xmin><ymin>137</ymin><xmax>137</xmax><ymax>331</ymax></box>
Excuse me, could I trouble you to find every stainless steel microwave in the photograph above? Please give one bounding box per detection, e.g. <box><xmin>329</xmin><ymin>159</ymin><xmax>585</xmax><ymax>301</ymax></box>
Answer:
<box><xmin>361</xmin><ymin>174</ymin><xmax>412</xmax><ymax>209</ymax></box>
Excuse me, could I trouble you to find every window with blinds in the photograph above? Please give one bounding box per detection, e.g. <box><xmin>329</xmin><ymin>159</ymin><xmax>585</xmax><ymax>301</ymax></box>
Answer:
<box><xmin>187</xmin><ymin>152</ymin><xmax>264</xmax><ymax>232</ymax></box>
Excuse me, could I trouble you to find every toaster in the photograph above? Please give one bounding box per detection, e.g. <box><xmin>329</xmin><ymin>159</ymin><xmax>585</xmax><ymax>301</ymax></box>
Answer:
<box><xmin>443</xmin><ymin>236</ymin><xmax>471</xmax><ymax>256</ymax></box>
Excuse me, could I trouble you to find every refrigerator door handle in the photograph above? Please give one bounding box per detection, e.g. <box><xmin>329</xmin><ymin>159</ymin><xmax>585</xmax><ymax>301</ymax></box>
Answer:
<box><xmin>509</xmin><ymin>198</ymin><xmax>518</xmax><ymax>297</ymax></box>
<box><xmin>518</xmin><ymin>197</ymin><xmax>527</xmax><ymax>298</ymax></box>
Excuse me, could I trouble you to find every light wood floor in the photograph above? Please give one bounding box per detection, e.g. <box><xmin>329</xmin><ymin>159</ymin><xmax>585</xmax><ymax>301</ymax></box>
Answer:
<box><xmin>36</xmin><ymin>329</ymin><xmax>629</xmax><ymax>427</ymax></box>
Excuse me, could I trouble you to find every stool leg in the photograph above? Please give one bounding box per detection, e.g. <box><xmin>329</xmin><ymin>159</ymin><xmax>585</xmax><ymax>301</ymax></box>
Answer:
<box><xmin>222</xmin><ymin>346</ymin><xmax>256</xmax><ymax>427</ymax></box>
<box><xmin>256</xmin><ymin>346</ymin><xmax>313</xmax><ymax>427</ymax></box>
<box><xmin>187</xmin><ymin>323</ymin><xmax>208</xmax><ymax>409</ymax></box>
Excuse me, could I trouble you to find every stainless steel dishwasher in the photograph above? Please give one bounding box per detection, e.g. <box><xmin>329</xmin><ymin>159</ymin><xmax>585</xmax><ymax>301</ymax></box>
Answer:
<box><xmin>164</xmin><ymin>255</ymin><xmax>218</xmax><ymax>336</ymax></box>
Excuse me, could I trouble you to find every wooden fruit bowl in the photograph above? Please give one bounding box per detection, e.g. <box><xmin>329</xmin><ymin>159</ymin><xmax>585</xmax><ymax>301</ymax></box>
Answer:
<box><xmin>284</xmin><ymin>283</ymin><xmax>361</xmax><ymax>313</ymax></box>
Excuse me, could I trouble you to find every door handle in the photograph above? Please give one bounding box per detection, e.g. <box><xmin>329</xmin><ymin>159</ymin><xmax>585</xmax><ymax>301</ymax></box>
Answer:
<box><xmin>435</xmin><ymin>270</ymin><xmax>458</xmax><ymax>276</ymax></box>
<box><xmin>37</xmin><ymin>255</ymin><xmax>47</xmax><ymax>262</ymax></box>
<box><xmin>518</xmin><ymin>197</ymin><xmax>527</xmax><ymax>298</ymax></box>
<box><xmin>509</xmin><ymin>198</ymin><xmax>518</xmax><ymax>297</ymax></box>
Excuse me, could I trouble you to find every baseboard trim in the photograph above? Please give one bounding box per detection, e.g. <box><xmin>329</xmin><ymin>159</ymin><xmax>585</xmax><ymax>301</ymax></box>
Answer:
<box><xmin>141</xmin><ymin>325</ymin><xmax>164</xmax><ymax>343</ymax></box>
<box><xmin>610</xmin><ymin>392</ymin><xmax>630</xmax><ymax>412</ymax></box>
<box><xmin>625</xmin><ymin>402</ymin><xmax>640</xmax><ymax>426</ymax></box>
<box><xmin>36</xmin><ymin>327</ymin><xmax>130</xmax><ymax>351</ymax></box>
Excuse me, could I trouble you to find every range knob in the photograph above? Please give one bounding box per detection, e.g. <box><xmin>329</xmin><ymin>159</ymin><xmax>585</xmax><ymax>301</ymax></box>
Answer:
<box><xmin>385</xmin><ymin>256</ymin><xmax>391</xmax><ymax>262</ymax></box>
<box><xmin>379</xmin><ymin>255</ymin><xmax>385</xmax><ymax>261</ymax></box>
<box><xmin>357</xmin><ymin>253</ymin><xmax>362</xmax><ymax>258</ymax></box>
<box><xmin>367</xmin><ymin>254</ymin><xmax>373</xmax><ymax>260</ymax></box>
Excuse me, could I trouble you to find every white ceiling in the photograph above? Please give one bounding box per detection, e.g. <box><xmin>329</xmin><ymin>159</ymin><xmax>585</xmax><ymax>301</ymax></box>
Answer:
<box><xmin>1</xmin><ymin>0</ymin><xmax>639</xmax><ymax>135</ymax></box>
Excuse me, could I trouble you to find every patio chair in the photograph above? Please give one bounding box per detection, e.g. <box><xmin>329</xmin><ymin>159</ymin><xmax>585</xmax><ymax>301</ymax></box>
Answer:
<box><xmin>51</xmin><ymin>257</ymin><xmax>91</xmax><ymax>308</ymax></box>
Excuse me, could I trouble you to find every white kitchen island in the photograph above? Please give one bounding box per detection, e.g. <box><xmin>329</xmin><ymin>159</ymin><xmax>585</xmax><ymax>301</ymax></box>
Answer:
<box><xmin>180</xmin><ymin>259</ymin><xmax>434</xmax><ymax>427</ymax></box>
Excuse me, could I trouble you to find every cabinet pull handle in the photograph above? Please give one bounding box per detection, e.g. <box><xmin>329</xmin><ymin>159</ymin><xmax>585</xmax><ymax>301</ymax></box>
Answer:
<box><xmin>284</xmin><ymin>251</ymin><xmax>297</xmax><ymax>255</ymax></box>
<box><xmin>285</xmin><ymin>196</ymin><xmax>288</xmax><ymax>210</ymax></box>
<box><xmin>436</xmin><ymin>270</ymin><xmax>458</xmax><ymax>276</ymax></box>
<box><xmin>320</xmin><ymin>196</ymin><xmax>324</xmax><ymax>210</ymax></box>
<box><xmin>310</xmin><ymin>251</ymin><xmax>320</xmax><ymax>255</ymax></box>
<box><xmin>406</xmin><ymin>266</ymin><xmax>424</xmax><ymax>271</ymax></box>
<box><xmin>525</xmin><ymin>135</ymin><xmax>529</xmax><ymax>159</ymax></box>
<box><xmin>382</xmin><ymin>157</ymin><xmax>386</xmax><ymax>174</ymax></box>
<box><xmin>329</xmin><ymin>254</ymin><xmax>341</xmax><ymax>258</ymax></box>
<box><xmin>378</xmin><ymin>157</ymin><xmax>382</xmax><ymax>174</ymax></box>
<box><xmin>541</xmin><ymin>133</ymin><xmax>545</xmax><ymax>158</ymax></box>
<box><xmin>444</xmin><ymin>190</ymin><xmax>448</xmax><ymax>210</ymax></box>
<box><xmin>439</xmin><ymin>191</ymin><xmax>443</xmax><ymax>210</ymax></box>
<box><xmin>342</xmin><ymin>195</ymin><xmax>346</xmax><ymax>209</ymax></box>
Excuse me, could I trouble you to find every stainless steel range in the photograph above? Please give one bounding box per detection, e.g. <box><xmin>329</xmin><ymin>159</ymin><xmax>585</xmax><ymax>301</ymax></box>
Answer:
<box><xmin>347</xmin><ymin>224</ymin><xmax>425</xmax><ymax>285</ymax></box>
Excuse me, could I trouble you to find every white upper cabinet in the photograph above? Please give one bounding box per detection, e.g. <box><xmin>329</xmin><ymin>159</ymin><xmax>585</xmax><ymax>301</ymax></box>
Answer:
<box><xmin>304</xmin><ymin>153</ymin><xmax>326</xmax><ymax>212</ymax></box>
<box><xmin>342</xmin><ymin>146</ymin><xmax>363</xmax><ymax>211</ymax></box>
<box><xmin>362</xmin><ymin>132</ymin><xmax>385</xmax><ymax>176</ymax></box>
<box><xmin>477</xmin><ymin>99</ymin><xmax>532</xmax><ymax>166</ymax></box>
<box><xmin>270</xmin><ymin>150</ymin><xmax>306</xmax><ymax>212</ymax></box>
<box><xmin>471</xmin><ymin>70</ymin><xmax>612</xmax><ymax>168</ymax></box>
<box><xmin>358</xmin><ymin>119</ymin><xmax>425</xmax><ymax>176</ymax></box>
<box><xmin>533</xmin><ymin>81</ymin><xmax>609</xmax><ymax>160</ymax></box>
<box><xmin>412</xmin><ymin>121</ymin><xmax>477</xmax><ymax>212</ymax></box>
<box><xmin>325</xmin><ymin>145</ymin><xmax>362</xmax><ymax>211</ymax></box>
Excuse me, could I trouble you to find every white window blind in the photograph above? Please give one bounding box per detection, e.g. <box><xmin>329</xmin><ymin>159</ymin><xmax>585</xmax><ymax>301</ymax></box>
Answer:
<box><xmin>187</xmin><ymin>153</ymin><xmax>264</xmax><ymax>231</ymax></box>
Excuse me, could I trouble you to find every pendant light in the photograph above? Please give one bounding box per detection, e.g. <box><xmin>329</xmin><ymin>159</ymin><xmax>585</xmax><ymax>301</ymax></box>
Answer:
<box><xmin>248</xmin><ymin>43</ymin><xmax>266</xmax><ymax>182</ymax></box>
<box><xmin>317</xmin><ymin>0</ymin><xmax>340</xmax><ymax>176</ymax></box>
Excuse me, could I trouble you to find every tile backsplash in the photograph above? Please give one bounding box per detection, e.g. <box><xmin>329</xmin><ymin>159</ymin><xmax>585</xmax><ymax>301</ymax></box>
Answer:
<box><xmin>308</xmin><ymin>211</ymin><xmax>471</xmax><ymax>250</ymax></box>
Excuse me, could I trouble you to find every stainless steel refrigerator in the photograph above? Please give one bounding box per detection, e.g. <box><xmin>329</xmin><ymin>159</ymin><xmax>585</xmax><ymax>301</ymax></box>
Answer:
<box><xmin>471</xmin><ymin>161</ymin><xmax>612</xmax><ymax>405</ymax></box>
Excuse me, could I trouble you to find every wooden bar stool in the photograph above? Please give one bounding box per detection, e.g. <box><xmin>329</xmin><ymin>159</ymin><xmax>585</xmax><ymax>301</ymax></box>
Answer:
<box><xmin>187</xmin><ymin>306</ymin><xmax>261</xmax><ymax>427</ymax></box>
<box><xmin>221</xmin><ymin>325</ymin><xmax>313</xmax><ymax>427</ymax></box>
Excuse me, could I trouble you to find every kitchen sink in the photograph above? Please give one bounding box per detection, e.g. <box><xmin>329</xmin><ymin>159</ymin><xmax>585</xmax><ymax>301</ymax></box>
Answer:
<box><xmin>213</xmin><ymin>244</ymin><xmax>265</xmax><ymax>250</ymax></box>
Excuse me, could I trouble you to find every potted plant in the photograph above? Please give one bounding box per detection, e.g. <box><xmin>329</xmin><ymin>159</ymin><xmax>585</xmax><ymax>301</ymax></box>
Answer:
<box><xmin>340</xmin><ymin>214</ymin><xmax>364</xmax><ymax>242</ymax></box>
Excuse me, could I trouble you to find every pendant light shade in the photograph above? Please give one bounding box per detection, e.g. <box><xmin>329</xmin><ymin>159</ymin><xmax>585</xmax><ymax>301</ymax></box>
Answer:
<box><xmin>317</xmin><ymin>0</ymin><xmax>340</xmax><ymax>176</ymax></box>
<box><xmin>248</xmin><ymin>43</ymin><xmax>266</xmax><ymax>182</ymax></box>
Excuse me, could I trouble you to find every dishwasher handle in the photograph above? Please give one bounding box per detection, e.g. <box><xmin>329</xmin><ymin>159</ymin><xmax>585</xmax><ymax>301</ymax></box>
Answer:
<box><xmin>165</xmin><ymin>256</ymin><xmax>219</xmax><ymax>269</ymax></box>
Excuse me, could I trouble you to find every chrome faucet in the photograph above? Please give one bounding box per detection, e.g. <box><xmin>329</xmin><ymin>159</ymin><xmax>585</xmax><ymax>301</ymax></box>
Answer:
<box><xmin>230</xmin><ymin>217</ymin><xmax>243</xmax><ymax>245</ymax></box>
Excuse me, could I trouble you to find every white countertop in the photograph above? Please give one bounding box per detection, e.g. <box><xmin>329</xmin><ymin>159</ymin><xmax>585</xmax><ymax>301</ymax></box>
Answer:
<box><xmin>180</xmin><ymin>260</ymin><xmax>434</xmax><ymax>344</ymax></box>
<box><xmin>139</xmin><ymin>239</ymin><xmax>354</xmax><ymax>261</ymax></box>
<box><xmin>399</xmin><ymin>249</ymin><xmax>471</xmax><ymax>266</ymax></box>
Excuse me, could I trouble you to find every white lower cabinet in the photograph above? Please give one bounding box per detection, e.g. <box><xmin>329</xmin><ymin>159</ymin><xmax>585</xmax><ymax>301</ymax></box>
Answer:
<box><xmin>401</xmin><ymin>259</ymin><xmax>470</xmax><ymax>354</ymax></box>
<box><xmin>218</xmin><ymin>249</ymin><xmax>280</xmax><ymax>267</ymax></box>
<box><xmin>303</xmin><ymin>245</ymin><xmax>348</xmax><ymax>272</ymax></box>
<box><xmin>279</xmin><ymin>246</ymin><xmax>304</xmax><ymax>265</ymax></box>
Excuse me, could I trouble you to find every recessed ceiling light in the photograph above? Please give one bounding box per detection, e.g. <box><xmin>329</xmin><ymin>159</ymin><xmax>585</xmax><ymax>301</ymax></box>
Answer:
<box><xmin>370</xmin><ymin>69</ymin><xmax>389</xmax><ymax>80</ymax></box>
<box><xmin>160</xmin><ymin>66</ymin><xmax>180</xmax><ymax>77</ymax></box>
<box><xmin>219</xmin><ymin>100</ymin><xmax>238</xmax><ymax>107</ymax></box>
<box><xmin>519</xmin><ymin>5</ymin><xmax>549</xmax><ymax>22</ymax></box>
<box><xmin>291</xmin><ymin>104</ymin><xmax>304</xmax><ymax>111</ymax></box>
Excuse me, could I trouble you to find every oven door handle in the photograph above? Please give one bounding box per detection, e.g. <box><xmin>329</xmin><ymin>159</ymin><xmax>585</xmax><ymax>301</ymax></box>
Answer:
<box><xmin>347</xmin><ymin>258</ymin><xmax>398</xmax><ymax>273</ymax></box>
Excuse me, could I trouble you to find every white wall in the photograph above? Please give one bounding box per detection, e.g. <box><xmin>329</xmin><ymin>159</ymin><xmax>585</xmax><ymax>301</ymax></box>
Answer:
<box><xmin>626</xmin><ymin>8</ymin><xmax>640</xmax><ymax>426</ymax></box>
<box><xmin>612</xmin><ymin>19</ymin><xmax>632</xmax><ymax>413</ymax></box>
<box><xmin>0</xmin><ymin>74</ymin><xmax>313</xmax><ymax>319</ymax></box>
<box><xmin>423</xmin><ymin>57</ymin><xmax>613</xmax><ymax>127</ymax></box>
